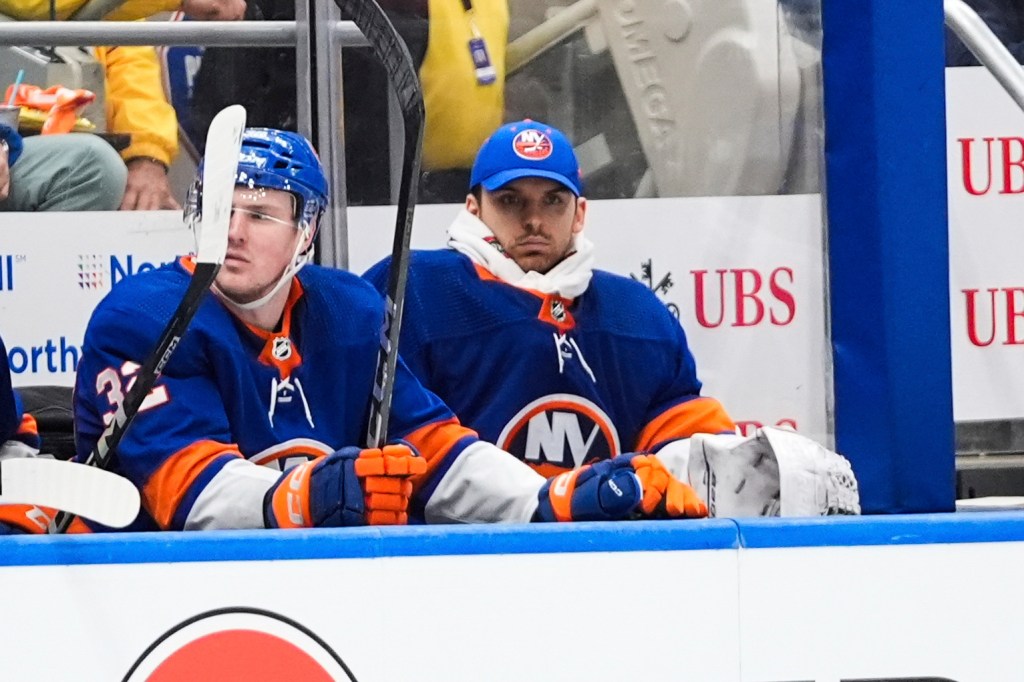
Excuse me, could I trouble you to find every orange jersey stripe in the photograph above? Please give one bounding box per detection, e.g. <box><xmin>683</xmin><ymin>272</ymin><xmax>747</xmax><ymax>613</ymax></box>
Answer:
<box><xmin>143</xmin><ymin>440</ymin><xmax>243</xmax><ymax>529</ymax></box>
<box><xmin>530</xmin><ymin>461</ymin><xmax>575</xmax><ymax>479</ymax></box>
<box><xmin>634</xmin><ymin>397</ymin><xmax>735</xmax><ymax>452</ymax></box>
<box><xmin>401</xmin><ymin>418</ymin><xmax>478</xmax><ymax>490</ymax></box>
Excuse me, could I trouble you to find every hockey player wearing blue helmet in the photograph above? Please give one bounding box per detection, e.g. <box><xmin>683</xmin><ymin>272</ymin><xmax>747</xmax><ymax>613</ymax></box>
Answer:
<box><xmin>0</xmin><ymin>128</ymin><xmax>703</xmax><ymax>534</ymax></box>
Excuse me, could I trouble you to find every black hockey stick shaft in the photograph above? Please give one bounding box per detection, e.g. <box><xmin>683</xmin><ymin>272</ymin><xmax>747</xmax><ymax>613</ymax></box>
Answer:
<box><xmin>336</xmin><ymin>0</ymin><xmax>425</xmax><ymax>449</ymax></box>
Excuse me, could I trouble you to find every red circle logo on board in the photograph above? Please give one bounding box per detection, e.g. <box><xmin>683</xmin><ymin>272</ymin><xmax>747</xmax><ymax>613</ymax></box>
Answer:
<box><xmin>123</xmin><ymin>608</ymin><xmax>357</xmax><ymax>681</ymax></box>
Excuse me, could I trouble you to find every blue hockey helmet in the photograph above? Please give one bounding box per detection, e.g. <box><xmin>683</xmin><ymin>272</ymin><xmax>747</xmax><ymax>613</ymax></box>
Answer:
<box><xmin>186</xmin><ymin>127</ymin><xmax>329</xmax><ymax>236</ymax></box>
<box><xmin>235</xmin><ymin>128</ymin><xmax>329</xmax><ymax>233</ymax></box>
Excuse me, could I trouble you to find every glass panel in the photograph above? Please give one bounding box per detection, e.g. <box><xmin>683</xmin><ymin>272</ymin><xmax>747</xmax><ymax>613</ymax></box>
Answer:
<box><xmin>944</xmin><ymin>1</ymin><xmax>1024</xmax><ymax>496</ymax></box>
<box><xmin>503</xmin><ymin>0</ymin><xmax>824</xmax><ymax>200</ymax></box>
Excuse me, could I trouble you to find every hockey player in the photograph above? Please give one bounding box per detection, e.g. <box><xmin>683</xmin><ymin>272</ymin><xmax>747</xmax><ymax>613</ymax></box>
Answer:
<box><xmin>0</xmin><ymin>127</ymin><xmax>703</xmax><ymax>535</ymax></box>
<box><xmin>364</xmin><ymin>119</ymin><xmax>860</xmax><ymax>516</ymax></box>
<box><xmin>364</xmin><ymin>119</ymin><xmax>731</xmax><ymax>495</ymax></box>
<box><xmin>0</xmin><ymin>333</ymin><xmax>43</xmax><ymax>535</ymax></box>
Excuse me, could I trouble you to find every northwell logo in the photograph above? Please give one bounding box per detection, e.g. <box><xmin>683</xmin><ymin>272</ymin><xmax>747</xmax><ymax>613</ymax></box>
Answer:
<box><xmin>77</xmin><ymin>254</ymin><xmax>173</xmax><ymax>290</ymax></box>
<box><xmin>0</xmin><ymin>254</ymin><xmax>24</xmax><ymax>291</ymax></box>
<box><xmin>77</xmin><ymin>254</ymin><xmax>107</xmax><ymax>290</ymax></box>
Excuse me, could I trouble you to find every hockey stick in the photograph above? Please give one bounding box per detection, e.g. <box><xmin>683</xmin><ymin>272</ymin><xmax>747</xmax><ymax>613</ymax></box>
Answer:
<box><xmin>1</xmin><ymin>458</ymin><xmax>140</xmax><ymax>528</ymax></box>
<box><xmin>51</xmin><ymin>104</ymin><xmax>246</xmax><ymax>533</ymax></box>
<box><xmin>335</xmin><ymin>0</ymin><xmax>425</xmax><ymax>449</ymax></box>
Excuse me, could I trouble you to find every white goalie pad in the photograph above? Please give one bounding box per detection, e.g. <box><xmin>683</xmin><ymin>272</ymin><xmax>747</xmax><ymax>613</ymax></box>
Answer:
<box><xmin>687</xmin><ymin>427</ymin><xmax>860</xmax><ymax>517</ymax></box>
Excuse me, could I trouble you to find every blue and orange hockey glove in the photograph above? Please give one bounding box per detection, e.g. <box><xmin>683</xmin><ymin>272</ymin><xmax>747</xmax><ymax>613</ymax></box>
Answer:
<box><xmin>625</xmin><ymin>453</ymin><xmax>707</xmax><ymax>519</ymax></box>
<box><xmin>264</xmin><ymin>443</ymin><xmax>427</xmax><ymax>528</ymax></box>
<box><xmin>533</xmin><ymin>457</ymin><xmax>644</xmax><ymax>522</ymax></box>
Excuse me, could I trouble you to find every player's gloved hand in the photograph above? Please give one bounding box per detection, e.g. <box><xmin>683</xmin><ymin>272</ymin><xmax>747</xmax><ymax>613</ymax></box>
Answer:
<box><xmin>264</xmin><ymin>443</ymin><xmax>427</xmax><ymax>528</ymax></box>
<box><xmin>533</xmin><ymin>457</ymin><xmax>644</xmax><ymax>522</ymax></box>
<box><xmin>623</xmin><ymin>453</ymin><xmax>707</xmax><ymax>519</ymax></box>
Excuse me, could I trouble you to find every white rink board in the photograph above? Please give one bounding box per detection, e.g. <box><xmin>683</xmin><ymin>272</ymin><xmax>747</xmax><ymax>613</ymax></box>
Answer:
<box><xmin>739</xmin><ymin>541</ymin><xmax>1024</xmax><ymax>682</ymax></box>
<box><xmin>3</xmin><ymin>516</ymin><xmax>1024</xmax><ymax>681</ymax></box>
<box><xmin>0</xmin><ymin>523</ymin><xmax>742</xmax><ymax>682</ymax></box>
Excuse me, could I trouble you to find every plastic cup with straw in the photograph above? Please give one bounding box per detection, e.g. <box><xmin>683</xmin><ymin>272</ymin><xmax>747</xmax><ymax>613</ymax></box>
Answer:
<box><xmin>1</xmin><ymin>69</ymin><xmax>24</xmax><ymax>130</ymax></box>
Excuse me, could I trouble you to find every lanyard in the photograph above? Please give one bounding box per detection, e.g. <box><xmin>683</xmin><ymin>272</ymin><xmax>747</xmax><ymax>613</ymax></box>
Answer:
<box><xmin>461</xmin><ymin>0</ymin><xmax>496</xmax><ymax>84</ymax></box>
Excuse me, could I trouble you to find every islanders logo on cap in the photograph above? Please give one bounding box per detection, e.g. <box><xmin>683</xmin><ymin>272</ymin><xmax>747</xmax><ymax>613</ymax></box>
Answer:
<box><xmin>512</xmin><ymin>129</ymin><xmax>553</xmax><ymax>161</ymax></box>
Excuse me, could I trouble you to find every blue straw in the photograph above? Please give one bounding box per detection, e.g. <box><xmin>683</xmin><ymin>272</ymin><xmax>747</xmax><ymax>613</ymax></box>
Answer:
<box><xmin>6</xmin><ymin>69</ymin><xmax>24</xmax><ymax>106</ymax></box>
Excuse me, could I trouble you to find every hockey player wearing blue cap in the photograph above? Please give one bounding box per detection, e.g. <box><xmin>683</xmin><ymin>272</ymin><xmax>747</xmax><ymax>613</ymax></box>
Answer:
<box><xmin>0</xmin><ymin>127</ymin><xmax>706</xmax><ymax>535</ymax></box>
<box><xmin>366</xmin><ymin>119</ymin><xmax>862</xmax><ymax>519</ymax></box>
<box><xmin>364</xmin><ymin>119</ymin><xmax>724</xmax><ymax>516</ymax></box>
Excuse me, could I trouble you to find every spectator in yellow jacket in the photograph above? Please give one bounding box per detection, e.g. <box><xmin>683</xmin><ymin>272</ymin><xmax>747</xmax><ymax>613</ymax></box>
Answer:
<box><xmin>419</xmin><ymin>0</ymin><xmax>509</xmax><ymax>203</ymax></box>
<box><xmin>1</xmin><ymin>0</ymin><xmax>244</xmax><ymax>209</ymax></box>
<box><xmin>94</xmin><ymin>45</ymin><xmax>180</xmax><ymax>210</ymax></box>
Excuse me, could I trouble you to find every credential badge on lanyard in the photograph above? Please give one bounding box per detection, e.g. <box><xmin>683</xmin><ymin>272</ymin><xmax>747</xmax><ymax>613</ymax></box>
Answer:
<box><xmin>464</xmin><ymin>0</ymin><xmax>496</xmax><ymax>85</ymax></box>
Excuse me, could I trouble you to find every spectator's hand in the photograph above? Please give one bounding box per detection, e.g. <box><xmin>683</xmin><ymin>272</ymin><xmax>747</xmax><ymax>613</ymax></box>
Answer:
<box><xmin>0</xmin><ymin>143</ymin><xmax>10</xmax><ymax>202</ymax></box>
<box><xmin>263</xmin><ymin>444</ymin><xmax>427</xmax><ymax>528</ymax></box>
<box><xmin>121</xmin><ymin>158</ymin><xmax>180</xmax><ymax>211</ymax></box>
<box><xmin>181</xmin><ymin>0</ymin><xmax>246</xmax><ymax>21</ymax></box>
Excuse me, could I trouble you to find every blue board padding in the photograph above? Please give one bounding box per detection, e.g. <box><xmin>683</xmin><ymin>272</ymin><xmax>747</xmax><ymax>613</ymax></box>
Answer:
<box><xmin>6</xmin><ymin>514</ymin><xmax>1024</xmax><ymax>566</ymax></box>
<box><xmin>0</xmin><ymin>519</ymin><xmax>738</xmax><ymax>567</ymax></box>
<box><xmin>821</xmin><ymin>0</ymin><xmax>955</xmax><ymax>513</ymax></box>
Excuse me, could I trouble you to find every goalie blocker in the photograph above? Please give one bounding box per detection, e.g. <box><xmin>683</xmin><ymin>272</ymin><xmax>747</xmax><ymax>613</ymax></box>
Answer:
<box><xmin>656</xmin><ymin>427</ymin><xmax>861</xmax><ymax>517</ymax></box>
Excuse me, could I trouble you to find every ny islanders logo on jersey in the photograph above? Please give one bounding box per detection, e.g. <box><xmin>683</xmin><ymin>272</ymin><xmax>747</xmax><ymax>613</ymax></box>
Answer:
<box><xmin>497</xmin><ymin>394</ymin><xmax>620</xmax><ymax>475</ymax></box>
<box><xmin>512</xmin><ymin>129</ymin><xmax>553</xmax><ymax>161</ymax></box>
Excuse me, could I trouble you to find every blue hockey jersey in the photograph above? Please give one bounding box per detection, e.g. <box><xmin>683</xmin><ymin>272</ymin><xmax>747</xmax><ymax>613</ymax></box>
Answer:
<box><xmin>364</xmin><ymin>249</ymin><xmax>734</xmax><ymax>478</ymax></box>
<box><xmin>72</xmin><ymin>258</ymin><xmax>544</xmax><ymax>531</ymax></box>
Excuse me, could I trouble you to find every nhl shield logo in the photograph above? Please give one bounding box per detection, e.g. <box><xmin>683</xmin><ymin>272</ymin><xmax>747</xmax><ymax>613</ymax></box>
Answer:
<box><xmin>550</xmin><ymin>299</ymin><xmax>567</xmax><ymax>322</ymax></box>
<box><xmin>512</xmin><ymin>129</ymin><xmax>553</xmax><ymax>161</ymax></box>
<box><xmin>271</xmin><ymin>337</ymin><xmax>292</xmax><ymax>361</ymax></box>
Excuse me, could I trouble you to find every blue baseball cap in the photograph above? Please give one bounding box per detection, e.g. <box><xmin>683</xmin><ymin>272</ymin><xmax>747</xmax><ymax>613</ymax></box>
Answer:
<box><xmin>470</xmin><ymin>119</ymin><xmax>582</xmax><ymax>196</ymax></box>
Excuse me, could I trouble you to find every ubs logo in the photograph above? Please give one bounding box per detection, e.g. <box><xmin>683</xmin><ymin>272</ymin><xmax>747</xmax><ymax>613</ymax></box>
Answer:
<box><xmin>497</xmin><ymin>394</ymin><xmax>620</xmax><ymax>475</ymax></box>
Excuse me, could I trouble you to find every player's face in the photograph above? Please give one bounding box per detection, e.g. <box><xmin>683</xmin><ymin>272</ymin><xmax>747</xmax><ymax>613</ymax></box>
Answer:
<box><xmin>216</xmin><ymin>187</ymin><xmax>305</xmax><ymax>304</ymax></box>
<box><xmin>468</xmin><ymin>177</ymin><xmax>586</xmax><ymax>274</ymax></box>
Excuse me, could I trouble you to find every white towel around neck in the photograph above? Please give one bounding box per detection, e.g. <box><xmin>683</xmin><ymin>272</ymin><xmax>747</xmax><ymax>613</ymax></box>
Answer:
<box><xmin>446</xmin><ymin>209</ymin><xmax>594</xmax><ymax>299</ymax></box>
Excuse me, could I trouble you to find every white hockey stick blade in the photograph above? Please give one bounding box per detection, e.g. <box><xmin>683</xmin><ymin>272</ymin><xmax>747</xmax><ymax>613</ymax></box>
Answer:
<box><xmin>1</xmin><ymin>458</ymin><xmax>140</xmax><ymax>528</ymax></box>
<box><xmin>197</xmin><ymin>104</ymin><xmax>246</xmax><ymax>265</ymax></box>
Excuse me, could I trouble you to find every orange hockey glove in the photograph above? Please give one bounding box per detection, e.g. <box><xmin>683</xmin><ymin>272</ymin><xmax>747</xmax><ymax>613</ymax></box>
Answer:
<box><xmin>264</xmin><ymin>443</ymin><xmax>426</xmax><ymax>528</ymax></box>
<box><xmin>627</xmin><ymin>453</ymin><xmax>708</xmax><ymax>519</ymax></box>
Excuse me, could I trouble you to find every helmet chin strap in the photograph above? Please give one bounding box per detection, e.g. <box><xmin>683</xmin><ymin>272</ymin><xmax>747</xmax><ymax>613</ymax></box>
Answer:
<box><xmin>214</xmin><ymin>227</ymin><xmax>314</xmax><ymax>312</ymax></box>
